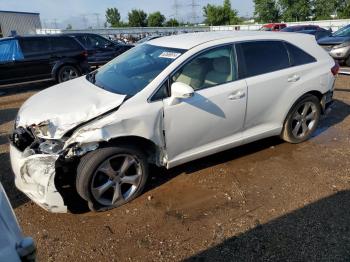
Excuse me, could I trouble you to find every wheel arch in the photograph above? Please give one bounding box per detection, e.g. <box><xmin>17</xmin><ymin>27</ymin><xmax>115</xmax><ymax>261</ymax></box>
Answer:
<box><xmin>282</xmin><ymin>90</ymin><xmax>323</xmax><ymax>126</ymax></box>
<box><xmin>98</xmin><ymin>136</ymin><xmax>162</xmax><ymax>166</ymax></box>
<box><xmin>52</xmin><ymin>59</ymin><xmax>81</xmax><ymax>81</ymax></box>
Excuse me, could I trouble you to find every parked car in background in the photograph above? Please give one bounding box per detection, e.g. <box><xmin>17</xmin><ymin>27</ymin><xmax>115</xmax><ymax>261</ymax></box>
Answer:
<box><xmin>0</xmin><ymin>183</ymin><xmax>36</xmax><ymax>261</ymax></box>
<box><xmin>9</xmin><ymin>31</ymin><xmax>336</xmax><ymax>213</ymax></box>
<box><xmin>260</xmin><ymin>23</ymin><xmax>287</xmax><ymax>31</ymax></box>
<box><xmin>281</xmin><ymin>25</ymin><xmax>332</xmax><ymax>40</ymax></box>
<box><xmin>66</xmin><ymin>33</ymin><xmax>134</xmax><ymax>66</ymax></box>
<box><xmin>318</xmin><ymin>24</ymin><xmax>350</xmax><ymax>66</ymax></box>
<box><xmin>0</xmin><ymin>35</ymin><xmax>90</xmax><ymax>86</ymax></box>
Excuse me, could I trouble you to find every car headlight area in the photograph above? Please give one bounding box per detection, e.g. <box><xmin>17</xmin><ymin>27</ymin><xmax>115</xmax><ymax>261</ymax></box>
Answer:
<box><xmin>10</xmin><ymin>144</ymin><xmax>67</xmax><ymax>213</ymax></box>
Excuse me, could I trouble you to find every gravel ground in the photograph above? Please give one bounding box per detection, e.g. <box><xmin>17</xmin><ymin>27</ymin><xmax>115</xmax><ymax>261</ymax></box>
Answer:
<box><xmin>0</xmin><ymin>76</ymin><xmax>350</xmax><ymax>261</ymax></box>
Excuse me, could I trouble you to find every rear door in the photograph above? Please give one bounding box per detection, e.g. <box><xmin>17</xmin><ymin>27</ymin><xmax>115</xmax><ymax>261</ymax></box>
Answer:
<box><xmin>236</xmin><ymin>40</ymin><xmax>317</xmax><ymax>136</ymax></box>
<box><xmin>236</xmin><ymin>41</ymin><xmax>293</xmax><ymax>133</ymax></box>
<box><xmin>17</xmin><ymin>37</ymin><xmax>52</xmax><ymax>81</ymax></box>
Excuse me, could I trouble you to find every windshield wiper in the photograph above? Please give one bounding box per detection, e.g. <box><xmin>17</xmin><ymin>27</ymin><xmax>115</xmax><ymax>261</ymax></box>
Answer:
<box><xmin>87</xmin><ymin>71</ymin><xmax>97</xmax><ymax>84</ymax></box>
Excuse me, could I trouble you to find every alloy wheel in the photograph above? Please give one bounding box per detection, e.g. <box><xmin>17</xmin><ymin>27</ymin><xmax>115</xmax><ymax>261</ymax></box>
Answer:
<box><xmin>90</xmin><ymin>154</ymin><xmax>143</xmax><ymax>206</ymax></box>
<box><xmin>291</xmin><ymin>101</ymin><xmax>318</xmax><ymax>139</ymax></box>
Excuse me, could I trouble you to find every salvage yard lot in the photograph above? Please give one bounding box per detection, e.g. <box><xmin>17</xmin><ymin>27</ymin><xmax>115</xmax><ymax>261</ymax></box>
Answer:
<box><xmin>1</xmin><ymin>76</ymin><xmax>350</xmax><ymax>261</ymax></box>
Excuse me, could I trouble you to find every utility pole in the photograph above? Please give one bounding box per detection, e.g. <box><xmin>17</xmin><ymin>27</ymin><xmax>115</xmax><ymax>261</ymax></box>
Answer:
<box><xmin>53</xmin><ymin>18</ymin><xmax>58</xmax><ymax>29</ymax></box>
<box><xmin>81</xmin><ymin>14</ymin><xmax>88</xmax><ymax>29</ymax></box>
<box><xmin>173</xmin><ymin>0</ymin><xmax>181</xmax><ymax>21</ymax></box>
<box><xmin>93</xmin><ymin>13</ymin><xmax>100</xmax><ymax>28</ymax></box>
<box><xmin>189</xmin><ymin>0</ymin><xmax>200</xmax><ymax>25</ymax></box>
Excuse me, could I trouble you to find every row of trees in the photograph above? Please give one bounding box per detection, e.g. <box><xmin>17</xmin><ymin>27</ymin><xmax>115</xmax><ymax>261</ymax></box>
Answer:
<box><xmin>254</xmin><ymin>0</ymin><xmax>350</xmax><ymax>23</ymax></box>
<box><xmin>106</xmin><ymin>8</ymin><xmax>179</xmax><ymax>27</ymax></box>
<box><xmin>103</xmin><ymin>0</ymin><xmax>350</xmax><ymax>29</ymax></box>
<box><xmin>105</xmin><ymin>0</ymin><xmax>240</xmax><ymax>27</ymax></box>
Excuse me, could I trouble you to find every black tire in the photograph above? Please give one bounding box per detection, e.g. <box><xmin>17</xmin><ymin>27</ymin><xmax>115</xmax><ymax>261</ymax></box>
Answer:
<box><xmin>345</xmin><ymin>56</ymin><xmax>350</xmax><ymax>67</ymax></box>
<box><xmin>281</xmin><ymin>94</ymin><xmax>321</xmax><ymax>144</ymax></box>
<box><xmin>57</xmin><ymin>65</ymin><xmax>81</xmax><ymax>83</ymax></box>
<box><xmin>76</xmin><ymin>146</ymin><xmax>149</xmax><ymax>212</ymax></box>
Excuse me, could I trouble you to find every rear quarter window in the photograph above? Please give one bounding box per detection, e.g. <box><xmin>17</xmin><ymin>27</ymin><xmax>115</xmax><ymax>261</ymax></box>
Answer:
<box><xmin>238</xmin><ymin>41</ymin><xmax>290</xmax><ymax>78</ymax></box>
<box><xmin>285</xmin><ymin>42</ymin><xmax>316</xmax><ymax>66</ymax></box>
<box><xmin>51</xmin><ymin>37</ymin><xmax>82</xmax><ymax>51</ymax></box>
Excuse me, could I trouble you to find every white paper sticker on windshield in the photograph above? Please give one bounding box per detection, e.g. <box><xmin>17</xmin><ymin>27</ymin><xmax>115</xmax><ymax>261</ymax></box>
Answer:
<box><xmin>159</xmin><ymin>52</ymin><xmax>181</xmax><ymax>59</ymax></box>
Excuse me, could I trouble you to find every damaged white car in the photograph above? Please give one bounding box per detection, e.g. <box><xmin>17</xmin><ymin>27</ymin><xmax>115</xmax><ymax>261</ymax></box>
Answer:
<box><xmin>9</xmin><ymin>32</ymin><xmax>337</xmax><ymax>213</ymax></box>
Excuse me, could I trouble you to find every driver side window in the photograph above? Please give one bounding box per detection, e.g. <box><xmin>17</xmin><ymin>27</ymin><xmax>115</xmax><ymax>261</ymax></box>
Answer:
<box><xmin>172</xmin><ymin>45</ymin><xmax>236</xmax><ymax>91</ymax></box>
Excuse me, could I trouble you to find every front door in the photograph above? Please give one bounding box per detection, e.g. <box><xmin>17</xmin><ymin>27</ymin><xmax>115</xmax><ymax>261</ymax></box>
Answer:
<box><xmin>163</xmin><ymin>44</ymin><xmax>247</xmax><ymax>164</ymax></box>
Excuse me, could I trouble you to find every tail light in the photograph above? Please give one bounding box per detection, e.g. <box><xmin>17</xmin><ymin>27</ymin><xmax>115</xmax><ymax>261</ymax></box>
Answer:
<box><xmin>331</xmin><ymin>62</ymin><xmax>340</xmax><ymax>76</ymax></box>
<box><xmin>82</xmin><ymin>50</ymin><xmax>88</xmax><ymax>57</ymax></box>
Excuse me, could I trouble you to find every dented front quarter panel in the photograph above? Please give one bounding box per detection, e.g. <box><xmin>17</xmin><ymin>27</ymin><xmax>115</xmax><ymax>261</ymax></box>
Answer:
<box><xmin>65</xmin><ymin>98</ymin><xmax>166</xmax><ymax>159</ymax></box>
<box><xmin>10</xmin><ymin>145</ymin><xmax>67</xmax><ymax>213</ymax></box>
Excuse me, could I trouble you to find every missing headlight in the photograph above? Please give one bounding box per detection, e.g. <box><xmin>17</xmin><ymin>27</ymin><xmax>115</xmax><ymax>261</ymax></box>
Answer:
<box><xmin>38</xmin><ymin>140</ymin><xmax>64</xmax><ymax>154</ymax></box>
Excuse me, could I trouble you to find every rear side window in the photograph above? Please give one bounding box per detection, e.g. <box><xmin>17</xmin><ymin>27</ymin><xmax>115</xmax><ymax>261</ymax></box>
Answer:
<box><xmin>51</xmin><ymin>37</ymin><xmax>82</xmax><ymax>51</ymax></box>
<box><xmin>238</xmin><ymin>41</ymin><xmax>290</xmax><ymax>77</ymax></box>
<box><xmin>285</xmin><ymin>42</ymin><xmax>316</xmax><ymax>66</ymax></box>
<box><xmin>20</xmin><ymin>38</ymin><xmax>50</xmax><ymax>56</ymax></box>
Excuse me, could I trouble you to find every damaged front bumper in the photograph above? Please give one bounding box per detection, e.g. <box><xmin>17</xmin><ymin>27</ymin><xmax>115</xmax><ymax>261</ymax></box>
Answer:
<box><xmin>9</xmin><ymin>144</ymin><xmax>67</xmax><ymax>213</ymax></box>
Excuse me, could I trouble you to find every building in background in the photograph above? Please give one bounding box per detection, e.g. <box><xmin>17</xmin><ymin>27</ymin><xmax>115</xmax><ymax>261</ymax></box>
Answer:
<box><xmin>0</xmin><ymin>10</ymin><xmax>41</xmax><ymax>37</ymax></box>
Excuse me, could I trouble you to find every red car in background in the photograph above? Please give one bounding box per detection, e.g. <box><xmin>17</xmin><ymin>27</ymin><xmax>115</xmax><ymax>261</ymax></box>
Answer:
<box><xmin>260</xmin><ymin>23</ymin><xmax>287</xmax><ymax>31</ymax></box>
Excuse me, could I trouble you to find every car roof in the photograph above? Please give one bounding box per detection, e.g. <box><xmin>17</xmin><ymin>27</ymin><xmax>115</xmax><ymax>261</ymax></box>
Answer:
<box><xmin>148</xmin><ymin>31</ymin><xmax>313</xmax><ymax>50</ymax></box>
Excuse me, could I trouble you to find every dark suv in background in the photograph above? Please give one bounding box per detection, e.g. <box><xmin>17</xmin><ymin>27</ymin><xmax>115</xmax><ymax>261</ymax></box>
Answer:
<box><xmin>66</xmin><ymin>33</ymin><xmax>134</xmax><ymax>66</ymax></box>
<box><xmin>0</xmin><ymin>35</ymin><xmax>90</xmax><ymax>86</ymax></box>
<box><xmin>281</xmin><ymin>25</ymin><xmax>332</xmax><ymax>40</ymax></box>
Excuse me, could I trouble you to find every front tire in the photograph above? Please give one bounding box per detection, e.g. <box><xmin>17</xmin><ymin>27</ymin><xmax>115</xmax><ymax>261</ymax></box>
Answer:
<box><xmin>281</xmin><ymin>94</ymin><xmax>321</xmax><ymax>144</ymax></box>
<box><xmin>76</xmin><ymin>146</ymin><xmax>149</xmax><ymax>212</ymax></box>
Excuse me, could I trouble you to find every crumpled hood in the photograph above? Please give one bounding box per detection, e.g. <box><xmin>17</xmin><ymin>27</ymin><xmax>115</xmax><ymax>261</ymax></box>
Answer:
<box><xmin>318</xmin><ymin>36</ymin><xmax>350</xmax><ymax>45</ymax></box>
<box><xmin>17</xmin><ymin>77</ymin><xmax>126</xmax><ymax>139</ymax></box>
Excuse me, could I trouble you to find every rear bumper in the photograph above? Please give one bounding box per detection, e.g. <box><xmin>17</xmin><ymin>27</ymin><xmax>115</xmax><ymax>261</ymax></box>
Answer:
<box><xmin>9</xmin><ymin>144</ymin><xmax>67</xmax><ymax>213</ymax></box>
<box><xmin>321</xmin><ymin>91</ymin><xmax>334</xmax><ymax>114</ymax></box>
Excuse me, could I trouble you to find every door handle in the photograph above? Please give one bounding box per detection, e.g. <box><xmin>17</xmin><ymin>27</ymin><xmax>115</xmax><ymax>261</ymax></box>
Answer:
<box><xmin>288</xmin><ymin>75</ymin><xmax>301</xmax><ymax>82</ymax></box>
<box><xmin>228</xmin><ymin>90</ymin><xmax>246</xmax><ymax>100</ymax></box>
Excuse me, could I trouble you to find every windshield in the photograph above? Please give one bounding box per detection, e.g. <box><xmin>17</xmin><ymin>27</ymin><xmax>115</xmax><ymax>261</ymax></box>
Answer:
<box><xmin>333</xmin><ymin>25</ymin><xmax>350</xmax><ymax>37</ymax></box>
<box><xmin>87</xmin><ymin>44</ymin><xmax>185</xmax><ymax>96</ymax></box>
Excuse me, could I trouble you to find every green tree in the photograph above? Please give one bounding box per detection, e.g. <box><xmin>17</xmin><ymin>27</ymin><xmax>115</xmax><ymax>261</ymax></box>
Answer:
<box><xmin>147</xmin><ymin>12</ymin><xmax>165</xmax><ymax>27</ymax></box>
<box><xmin>128</xmin><ymin>9</ymin><xmax>148</xmax><ymax>27</ymax></box>
<box><xmin>203</xmin><ymin>0</ymin><xmax>240</xmax><ymax>25</ymax></box>
<box><xmin>105</xmin><ymin>8</ymin><xmax>121</xmax><ymax>27</ymax></box>
<box><xmin>66</xmin><ymin>24</ymin><xmax>72</xmax><ymax>30</ymax></box>
<box><xmin>279</xmin><ymin>0</ymin><xmax>312</xmax><ymax>21</ymax></box>
<box><xmin>313</xmin><ymin>0</ymin><xmax>338</xmax><ymax>20</ymax></box>
<box><xmin>254</xmin><ymin>0</ymin><xmax>280</xmax><ymax>22</ymax></box>
<box><xmin>165</xmin><ymin>18</ymin><xmax>180</xmax><ymax>27</ymax></box>
<box><xmin>337</xmin><ymin>0</ymin><xmax>350</xmax><ymax>18</ymax></box>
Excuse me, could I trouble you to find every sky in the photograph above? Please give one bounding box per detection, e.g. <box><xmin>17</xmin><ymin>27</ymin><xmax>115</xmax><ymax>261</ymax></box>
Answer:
<box><xmin>0</xmin><ymin>0</ymin><xmax>254</xmax><ymax>29</ymax></box>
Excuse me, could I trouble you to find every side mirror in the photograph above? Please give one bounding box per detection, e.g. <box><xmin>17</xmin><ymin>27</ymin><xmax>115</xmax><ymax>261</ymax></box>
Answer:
<box><xmin>168</xmin><ymin>82</ymin><xmax>194</xmax><ymax>105</ymax></box>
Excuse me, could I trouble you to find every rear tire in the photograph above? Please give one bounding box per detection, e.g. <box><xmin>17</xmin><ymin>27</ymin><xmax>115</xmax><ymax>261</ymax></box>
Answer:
<box><xmin>76</xmin><ymin>146</ymin><xmax>149</xmax><ymax>212</ymax></box>
<box><xmin>57</xmin><ymin>65</ymin><xmax>81</xmax><ymax>83</ymax></box>
<box><xmin>281</xmin><ymin>94</ymin><xmax>321</xmax><ymax>144</ymax></box>
<box><xmin>345</xmin><ymin>56</ymin><xmax>350</xmax><ymax>67</ymax></box>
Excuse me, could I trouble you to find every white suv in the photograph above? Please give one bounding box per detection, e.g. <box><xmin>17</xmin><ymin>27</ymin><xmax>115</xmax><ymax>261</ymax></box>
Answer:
<box><xmin>9</xmin><ymin>32</ymin><xmax>337</xmax><ymax>213</ymax></box>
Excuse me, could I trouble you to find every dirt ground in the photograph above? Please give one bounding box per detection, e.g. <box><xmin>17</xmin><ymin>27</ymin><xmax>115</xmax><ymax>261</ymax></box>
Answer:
<box><xmin>1</xmin><ymin>76</ymin><xmax>350</xmax><ymax>262</ymax></box>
